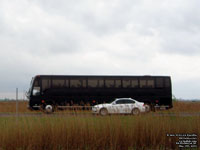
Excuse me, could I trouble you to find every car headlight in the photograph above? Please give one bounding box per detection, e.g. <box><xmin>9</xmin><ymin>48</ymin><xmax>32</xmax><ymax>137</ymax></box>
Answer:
<box><xmin>92</xmin><ymin>107</ymin><xmax>97</xmax><ymax>111</ymax></box>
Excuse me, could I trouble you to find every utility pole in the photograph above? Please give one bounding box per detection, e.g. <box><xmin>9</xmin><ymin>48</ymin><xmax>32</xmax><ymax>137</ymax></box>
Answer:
<box><xmin>16</xmin><ymin>88</ymin><xmax>18</xmax><ymax>116</ymax></box>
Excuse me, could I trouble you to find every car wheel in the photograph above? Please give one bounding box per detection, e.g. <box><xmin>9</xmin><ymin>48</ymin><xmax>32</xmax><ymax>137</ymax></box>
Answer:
<box><xmin>100</xmin><ymin>108</ymin><xmax>108</xmax><ymax>116</ymax></box>
<box><xmin>132</xmin><ymin>108</ymin><xmax>140</xmax><ymax>115</ymax></box>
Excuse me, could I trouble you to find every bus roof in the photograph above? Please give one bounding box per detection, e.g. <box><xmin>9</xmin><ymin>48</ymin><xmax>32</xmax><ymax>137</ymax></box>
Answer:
<box><xmin>34</xmin><ymin>75</ymin><xmax>171</xmax><ymax>78</ymax></box>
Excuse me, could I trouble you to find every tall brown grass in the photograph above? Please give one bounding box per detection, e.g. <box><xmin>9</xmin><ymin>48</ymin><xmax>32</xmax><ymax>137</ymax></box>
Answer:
<box><xmin>1</xmin><ymin>101</ymin><xmax>200</xmax><ymax>113</ymax></box>
<box><xmin>170</xmin><ymin>101</ymin><xmax>200</xmax><ymax>112</ymax></box>
<box><xmin>0</xmin><ymin>101</ymin><xmax>200</xmax><ymax>149</ymax></box>
<box><xmin>0</xmin><ymin>101</ymin><xmax>30</xmax><ymax>113</ymax></box>
<box><xmin>0</xmin><ymin>115</ymin><xmax>199</xmax><ymax>150</ymax></box>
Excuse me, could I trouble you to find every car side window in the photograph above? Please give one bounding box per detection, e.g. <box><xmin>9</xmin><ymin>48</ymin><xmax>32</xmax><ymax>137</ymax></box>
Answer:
<box><xmin>115</xmin><ymin>100</ymin><xmax>124</xmax><ymax>104</ymax></box>
<box><xmin>115</xmin><ymin>99</ymin><xmax>135</xmax><ymax>104</ymax></box>
<box><xmin>125</xmin><ymin>100</ymin><xmax>135</xmax><ymax>104</ymax></box>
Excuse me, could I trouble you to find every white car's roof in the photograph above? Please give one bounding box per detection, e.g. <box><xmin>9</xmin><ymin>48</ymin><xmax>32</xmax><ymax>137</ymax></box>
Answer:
<box><xmin>115</xmin><ymin>98</ymin><xmax>135</xmax><ymax>101</ymax></box>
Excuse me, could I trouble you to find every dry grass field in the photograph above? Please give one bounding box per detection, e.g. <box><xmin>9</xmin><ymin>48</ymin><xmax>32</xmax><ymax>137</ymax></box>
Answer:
<box><xmin>170</xmin><ymin>101</ymin><xmax>200</xmax><ymax>113</ymax></box>
<box><xmin>0</xmin><ymin>100</ymin><xmax>200</xmax><ymax>113</ymax></box>
<box><xmin>0</xmin><ymin>101</ymin><xmax>30</xmax><ymax>113</ymax></box>
<box><xmin>0</xmin><ymin>101</ymin><xmax>199</xmax><ymax>150</ymax></box>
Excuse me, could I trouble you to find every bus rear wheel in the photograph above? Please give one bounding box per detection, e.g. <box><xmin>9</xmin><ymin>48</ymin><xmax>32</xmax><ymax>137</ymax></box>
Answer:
<box><xmin>144</xmin><ymin>104</ymin><xmax>151</xmax><ymax>112</ymax></box>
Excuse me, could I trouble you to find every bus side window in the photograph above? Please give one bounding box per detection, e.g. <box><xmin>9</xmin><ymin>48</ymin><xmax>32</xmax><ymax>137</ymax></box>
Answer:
<box><xmin>131</xmin><ymin>79</ymin><xmax>138</xmax><ymax>88</ymax></box>
<box><xmin>65</xmin><ymin>80</ymin><xmax>69</xmax><ymax>88</ymax></box>
<box><xmin>42</xmin><ymin>79</ymin><xmax>51</xmax><ymax>91</ymax></box>
<box><xmin>105</xmin><ymin>80</ymin><xmax>114</xmax><ymax>88</ymax></box>
<box><xmin>52</xmin><ymin>79</ymin><xmax>65</xmax><ymax>88</ymax></box>
<box><xmin>115</xmin><ymin>80</ymin><xmax>121</xmax><ymax>88</ymax></box>
<box><xmin>34</xmin><ymin>80</ymin><xmax>39</xmax><ymax>86</ymax></box>
<box><xmin>88</xmin><ymin>79</ymin><xmax>98</xmax><ymax>88</ymax></box>
<box><xmin>147</xmin><ymin>79</ymin><xmax>154</xmax><ymax>88</ymax></box>
<box><xmin>82</xmin><ymin>80</ymin><xmax>86</xmax><ymax>88</ymax></box>
<box><xmin>99</xmin><ymin>80</ymin><xmax>104</xmax><ymax>88</ymax></box>
<box><xmin>70</xmin><ymin>80</ymin><xmax>82</xmax><ymax>88</ymax></box>
<box><xmin>140</xmin><ymin>80</ymin><xmax>146</xmax><ymax>88</ymax></box>
<box><xmin>165</xmin><ymin>78</ymin><xmax>170</xmax><ymax>88</ymax></box>
<box><xmin>156</xmin><ymin>78</ymin><xmax>164</xmax><ymax>88</ymax></box>
<box><xmin>123</xmin><ymin>79</ymin><xmax>131</xmax><ymax>88</ymax></box>
<box><xmin>139</xmin><ymin>79</ymin><xmax>154</xmax><ymax>88</ymax></box>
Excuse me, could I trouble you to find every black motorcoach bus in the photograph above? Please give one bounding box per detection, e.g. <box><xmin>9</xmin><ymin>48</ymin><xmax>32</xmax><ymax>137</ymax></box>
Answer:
<box><xmin>27</xmin><ymin>75</ymin><xmax>172</xmax><ymax>111</ymax></box>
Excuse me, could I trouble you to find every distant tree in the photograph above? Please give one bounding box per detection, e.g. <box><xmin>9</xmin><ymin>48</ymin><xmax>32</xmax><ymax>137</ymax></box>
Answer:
<box><xmin>172</xmin><ymin>94</ymin><xmax>177</xmax><ymax>101</ymax></box>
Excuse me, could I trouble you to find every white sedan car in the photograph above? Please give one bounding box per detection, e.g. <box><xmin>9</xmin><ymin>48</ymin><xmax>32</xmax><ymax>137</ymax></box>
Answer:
<box><xmin>92</xmin><ymin>98</ymin><xmax>147</xmax><ymax>116</ymax></box>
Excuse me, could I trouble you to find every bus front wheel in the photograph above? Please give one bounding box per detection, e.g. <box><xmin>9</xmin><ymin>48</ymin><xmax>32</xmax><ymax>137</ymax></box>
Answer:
<box><xmin>44</xmin><ymin>105</ymin><xmax>54</xmax><ymax>113</ymax></box>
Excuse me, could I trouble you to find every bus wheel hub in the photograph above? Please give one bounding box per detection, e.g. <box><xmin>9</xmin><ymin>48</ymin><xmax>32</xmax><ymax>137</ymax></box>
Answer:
<box><xmin>45</xmin><ymin>105</ymin><xmax>53</xmax><ymax>113</ymax></box>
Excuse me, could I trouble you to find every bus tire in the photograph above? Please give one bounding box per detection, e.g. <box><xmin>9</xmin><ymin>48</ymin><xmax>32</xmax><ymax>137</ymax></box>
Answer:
<box><xmin>45</xmin><ymin>105</ymin><xmax>54</xmax><ymax>114</ymax></box>
<box><xmin>144</xmin><ymin>104</ymin><xmax>151</xmax><ymax>112</ymax></box>
<box><xmin>151</xmin><ymin>104</ymin><xmax>156</xmax><ymax>112</ymax></box>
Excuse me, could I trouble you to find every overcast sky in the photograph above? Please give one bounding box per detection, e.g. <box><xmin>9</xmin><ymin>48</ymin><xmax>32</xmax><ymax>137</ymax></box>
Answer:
<box><xmin>0</xmin><ymin>0</ymin><xmax>200</xmax><ymax>99</ymax></box>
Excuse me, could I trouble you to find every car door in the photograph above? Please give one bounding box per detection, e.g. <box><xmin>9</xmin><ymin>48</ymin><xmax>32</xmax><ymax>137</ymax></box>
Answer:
<box><xmin>124</xmin><ymin>100</ymin><xmax>136</xmax><ymax>113</ymax></box>
<box><xmin>110</xmin><ymin>100</ymin><xmax>125</xmax><ymax>114</ymax></box>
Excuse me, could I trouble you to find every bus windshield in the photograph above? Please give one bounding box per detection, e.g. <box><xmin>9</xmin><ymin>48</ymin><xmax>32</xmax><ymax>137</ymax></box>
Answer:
<box><xmin>32</xmin><ymin>77</ymin><xmax>40</xmax><ymax>96</ymax></box>
<box><xmin>26</xmin><ymin>77</ymin><xmax>34</xmax><ymax>99</ymax></box>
